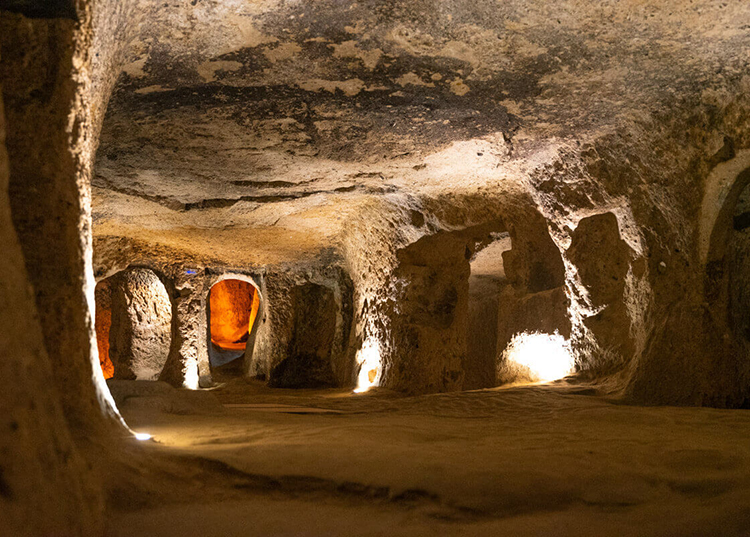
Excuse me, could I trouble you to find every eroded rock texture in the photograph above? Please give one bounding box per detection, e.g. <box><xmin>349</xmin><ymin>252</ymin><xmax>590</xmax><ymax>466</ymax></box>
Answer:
<box><xmin>388</xmin><ymin>231</ymin><xmax>472</xmax><ymax>393</ymax></box>
<box><xmin>106</xmin><ymin>268</ymin><xmax>172</xmax><ymax>380</ymax></box>
<box><xmin>4</xmin><ymin>0</ymin><xmax>750</xmax><ymax>531</ymax></box>
<box><xmin>0</xmin><ymin>41</ymin><xmax>103</xmax><ymax>535</ymax></box>
<box><xmin>0</xmin><ymin>10</ymin><xmax>116</xmax><ymax>433</ymax></box>
<box><xmin>81</xmin><ymin>0</ymin><xmax>750</xmax><ymax>404</ymax></box>
<box><xmin>567</xmin><ymin>212</ymin><xmax>637</xmax><ymax>373</ymax></box>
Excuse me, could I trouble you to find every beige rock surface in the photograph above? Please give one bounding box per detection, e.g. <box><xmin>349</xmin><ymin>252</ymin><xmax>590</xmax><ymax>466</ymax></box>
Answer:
<box><xmin>3</xmin><ymin>0</ymin><xmax>750</xmax><ymax>534</ymax></box>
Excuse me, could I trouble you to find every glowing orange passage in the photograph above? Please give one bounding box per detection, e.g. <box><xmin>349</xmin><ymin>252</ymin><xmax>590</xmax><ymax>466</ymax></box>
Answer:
<box><xmin>210</xmin><ymin>280</ymin><xmax>260</xmax><ymax>351</ymax></box>
<box><xmin>95</xmin><ymin>282</ymin><xmax>115</xmax><ymax>379</ymax></box>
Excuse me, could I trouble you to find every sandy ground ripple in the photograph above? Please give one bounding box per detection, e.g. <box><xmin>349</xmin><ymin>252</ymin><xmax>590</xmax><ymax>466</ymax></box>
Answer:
<box><xmin>106</xmin><ymin>381</ymin><xmax>750</xmax><ymax>536</ymax></box>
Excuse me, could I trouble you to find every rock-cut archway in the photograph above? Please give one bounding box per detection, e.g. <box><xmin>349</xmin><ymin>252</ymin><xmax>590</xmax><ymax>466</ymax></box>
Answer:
<box><xmin>207</xmin><ymin>277</ymin><xmax>261</xmax><ymax>378</ymax></box>
<box><xmin>700</xmin><ymin>151</ymin><xmax>750</xmax><ymax>405</ymax></box>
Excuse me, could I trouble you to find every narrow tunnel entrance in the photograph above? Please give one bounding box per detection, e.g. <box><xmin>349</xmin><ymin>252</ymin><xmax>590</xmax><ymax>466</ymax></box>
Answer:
<box><xmin>268</xmin><ymin>282</ymin><xmax>338</xmax><ymax>389</ymax></box>
<box><xmin>727</xmin><ymin>180</ymin><xmax>750</xmax><ymax>348</ymax></box>
<box><xmin>702</xmin><ymin>162</ymin><xmax>750</xmax><ymax>405</ymax></box>
<box><xmin>207</xmin><ymin>279</ymin><xmax>260</xmax><ymax>376</ymax></box>
<box><xmin>465</xmin><ymin>233</ymin><xmax>512</xmax><ymax>389</ymax></box>
<box><xmin>95</xmin><ymin>279</ymin><xmax>115</xmax><ymax>379</ymax></box>
<box><xmin>95</xmin><ymin>268</ymin><xmax>173</xmax><ymax>380</ymax></box>
<box><xmin>704</xmin><ymin>166</ymin><xmax>750</xmax><ymax>344</ymax></box>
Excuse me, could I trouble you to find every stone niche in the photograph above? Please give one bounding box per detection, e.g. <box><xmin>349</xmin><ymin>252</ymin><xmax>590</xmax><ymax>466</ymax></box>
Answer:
<box><xmin>95</xmin><ymin>268</ymin><xmax>172</xmax><ymax>380</ymax></box>
<box><xmin>268</xmin><ymin>282</ymin><xmax>339</xmax><ymax>388</ymax></box>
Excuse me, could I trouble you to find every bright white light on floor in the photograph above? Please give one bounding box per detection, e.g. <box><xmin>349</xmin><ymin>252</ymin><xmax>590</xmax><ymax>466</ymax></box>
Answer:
<box><xmin>183</xmin><ymin>356</ymin><xmax>200</xmax><ymax>390</ymax></box>
<box><xmin>134</xmin><ymin>432</ymin><xmax>152</xmax><ymax>441</ymax></box>
<box><xmin>354</xmin><ymin>339</ymin><xmax>382</xmax><ymax>393</ymax></box>
<box><xmin>503</xmin><ymin>332</ymin><xmax>574</xmax><ymax>382</ymax></box>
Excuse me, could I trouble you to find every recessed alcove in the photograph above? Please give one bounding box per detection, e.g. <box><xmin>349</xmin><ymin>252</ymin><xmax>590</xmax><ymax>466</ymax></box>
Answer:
<box><xmin>702</xmin><ymin>163</ymin><xmax>750</xmax><ymax>403</ymax></box>
<box><xmin>94</xmin><ymin>268</ymin><xmax>172</xmax><ymax>381</ymax></box>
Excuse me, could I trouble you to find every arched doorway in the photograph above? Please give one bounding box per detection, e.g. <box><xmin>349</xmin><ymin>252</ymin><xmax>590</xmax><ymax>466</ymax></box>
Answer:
<box><xmin>701</xmin><ymin>156</ymin><xmax>750</xmax><ymax>405</ymax></box>
<box><xmin>95</xmin><ymin>278</ymin><xmax>115</xmax><ymax>379</ymax></box>
<box><xmin>703</xmin><ymin>164</ymin><xmax>750</xmax><ymax>326</ymax></box>
<box><xmin>207</xmin><ymin>278</ymin><xmax>261</xmax><ymax>377</ymax></box>
<box><xmin>724</xmin><ymin>175</ymin><xmax>750</xmax><ymax>346</ymax></box>
<box><xmin>94</xmin><ymin>268</ymin><xmax>173</xmax><ymax>380</ymax></box>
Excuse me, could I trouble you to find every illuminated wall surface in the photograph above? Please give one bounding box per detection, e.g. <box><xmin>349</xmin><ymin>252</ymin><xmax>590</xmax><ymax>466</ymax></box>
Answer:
<box><xmin>210</xmin><ymin>279</ymin><xmax>260</xmax><ymax>351</ymax></box>
<box><xmin>95</xmin><ymin>281</ymin><xmax>115</xmax><ymax>379</ymax></box>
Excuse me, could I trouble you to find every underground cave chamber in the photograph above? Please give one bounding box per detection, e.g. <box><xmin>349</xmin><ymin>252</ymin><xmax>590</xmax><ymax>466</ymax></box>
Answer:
<box><xmin>6</xmin><ymin>1</ymin><xmax>750</xmax><ymax>535</ymax></box>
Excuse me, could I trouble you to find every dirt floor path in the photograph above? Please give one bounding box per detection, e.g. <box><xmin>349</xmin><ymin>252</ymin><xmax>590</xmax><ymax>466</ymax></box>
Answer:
<box><xmin>105</xmin><ymin>381</ymin><xmax>750</xmax><ymax>536</ymax></box>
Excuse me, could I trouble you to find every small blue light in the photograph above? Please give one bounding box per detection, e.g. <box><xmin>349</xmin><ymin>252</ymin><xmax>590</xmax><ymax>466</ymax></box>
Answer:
<box><xmin>186</xmin><ymin>269</ymin><xmax>198</xmax><ymax>275</ymax></box>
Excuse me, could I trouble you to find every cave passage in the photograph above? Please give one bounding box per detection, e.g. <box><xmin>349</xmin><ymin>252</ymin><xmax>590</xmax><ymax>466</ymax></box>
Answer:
<box><xmin>209</xmin><ymin>279</ymin><xmax>260</xmax><ymax>359</ymax></box>
<box><xmin>728</xmin><ymin>180</ymin><xmax>750</xmax><ymax>346</ymax></box>
<box><xmin>95</xmin><ymin>279</ymin><xmax>115</xmax><ymax>379</ymax></box>
<box><xmin>465</xmin><ymin>234</ymin><xmax>511</xmax><ymax>389</ymax></box>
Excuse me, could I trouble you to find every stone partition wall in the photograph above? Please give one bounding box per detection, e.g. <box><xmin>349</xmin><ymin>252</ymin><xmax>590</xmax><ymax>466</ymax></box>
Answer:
<box><xmin>0</xmin><ymin>11</ymin><xmax>119</xmax><ymax>433</ymax></box>
<box><xmin>387</xmin><ymin>231</ymin><xmax>472</xmax><ymax>393</ymax></box>
<box><xmin>159</xmin><ymin>270</ymin><xmax>209</xmax><ymax>389</ymax></box>
<box><xmin>567</xmin><ymin>212</ymin><xmax>638</xmax><ymax>374</ymax></box>
<box><xmin>0</xmin><ymin>44</ymin><xmax>104</xmax><ymax>536</ymax></box>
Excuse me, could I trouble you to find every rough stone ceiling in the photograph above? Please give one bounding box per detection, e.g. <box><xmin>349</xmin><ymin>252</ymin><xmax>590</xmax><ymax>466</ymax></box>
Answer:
<box><xmin>92</xmin><ymin>0</ymin><xmax>750</xmax><ymax>266</ymax></box>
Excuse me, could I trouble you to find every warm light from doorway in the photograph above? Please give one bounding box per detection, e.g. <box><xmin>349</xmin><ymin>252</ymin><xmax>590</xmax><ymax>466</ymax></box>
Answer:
<box><xmin>503</xmin><ymin>332</ymin><xmax>574</xmax><ymax>382</ymax></box>
<box><xmin>354</xmin><ymin>339</ymin><xmax>382</xmax><ymax>393</ymax></box>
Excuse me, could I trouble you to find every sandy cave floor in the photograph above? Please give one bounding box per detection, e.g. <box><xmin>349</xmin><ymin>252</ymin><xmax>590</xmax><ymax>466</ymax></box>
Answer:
<box><xmin>106</xmin><ymin>380</ymin><xmax>750</xmax><ymax>537</ymax></box>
